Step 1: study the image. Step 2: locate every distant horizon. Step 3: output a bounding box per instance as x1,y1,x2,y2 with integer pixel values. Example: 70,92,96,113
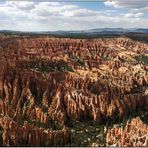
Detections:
0,27,148,32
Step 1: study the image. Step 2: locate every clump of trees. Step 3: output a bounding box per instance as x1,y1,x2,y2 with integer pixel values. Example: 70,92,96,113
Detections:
70,55,85,67
29,59,74,73
135,55,148,65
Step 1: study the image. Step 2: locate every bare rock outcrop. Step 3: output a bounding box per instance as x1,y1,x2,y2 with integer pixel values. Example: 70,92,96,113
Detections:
0,36,147,146
106,117,148,147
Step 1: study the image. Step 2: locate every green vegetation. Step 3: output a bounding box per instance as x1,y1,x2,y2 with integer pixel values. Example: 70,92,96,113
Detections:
18,117,61,130
126,33,148,43
103,56,111,61
70,55,85,67
66,109,148,147
77,58,85,67
58,60,74,72
140,113,148,125
0,126,3,146
1,31,148,44
29,59,74,73
135,54,148,65
66,122,107,147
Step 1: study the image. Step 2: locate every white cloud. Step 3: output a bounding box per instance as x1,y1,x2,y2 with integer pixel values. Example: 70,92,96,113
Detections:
0,1,147,31
104,0,148,9
124,12,144,18
6,1,35,10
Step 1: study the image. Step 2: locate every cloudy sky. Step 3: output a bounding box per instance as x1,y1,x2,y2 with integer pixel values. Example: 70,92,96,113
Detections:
0,0,148,31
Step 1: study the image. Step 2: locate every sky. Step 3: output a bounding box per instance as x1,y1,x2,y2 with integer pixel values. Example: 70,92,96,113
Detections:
0,0,148,31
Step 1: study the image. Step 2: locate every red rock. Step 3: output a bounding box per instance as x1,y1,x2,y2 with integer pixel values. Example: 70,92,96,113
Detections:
106,117,148,147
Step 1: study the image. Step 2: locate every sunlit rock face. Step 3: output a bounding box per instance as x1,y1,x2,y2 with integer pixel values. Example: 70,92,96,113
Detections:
0,35,147,146
106,117,148,147
1,67,147,125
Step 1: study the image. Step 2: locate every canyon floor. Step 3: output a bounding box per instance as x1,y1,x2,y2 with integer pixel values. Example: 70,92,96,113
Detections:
0,34,147,146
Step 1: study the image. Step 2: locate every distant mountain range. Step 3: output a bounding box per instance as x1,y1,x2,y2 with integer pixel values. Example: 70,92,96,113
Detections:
0,28,148,35
38,28,148,35
1,28,148,41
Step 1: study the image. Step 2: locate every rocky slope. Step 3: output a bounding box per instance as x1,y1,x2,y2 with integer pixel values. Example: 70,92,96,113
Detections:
106,117,148,147
0,35,147,146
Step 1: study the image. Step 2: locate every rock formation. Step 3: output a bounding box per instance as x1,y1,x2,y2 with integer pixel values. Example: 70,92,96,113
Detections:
0,35,147,146
106,117,148,147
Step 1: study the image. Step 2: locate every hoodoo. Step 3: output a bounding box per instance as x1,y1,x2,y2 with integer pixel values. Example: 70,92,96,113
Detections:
0,36,147,146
